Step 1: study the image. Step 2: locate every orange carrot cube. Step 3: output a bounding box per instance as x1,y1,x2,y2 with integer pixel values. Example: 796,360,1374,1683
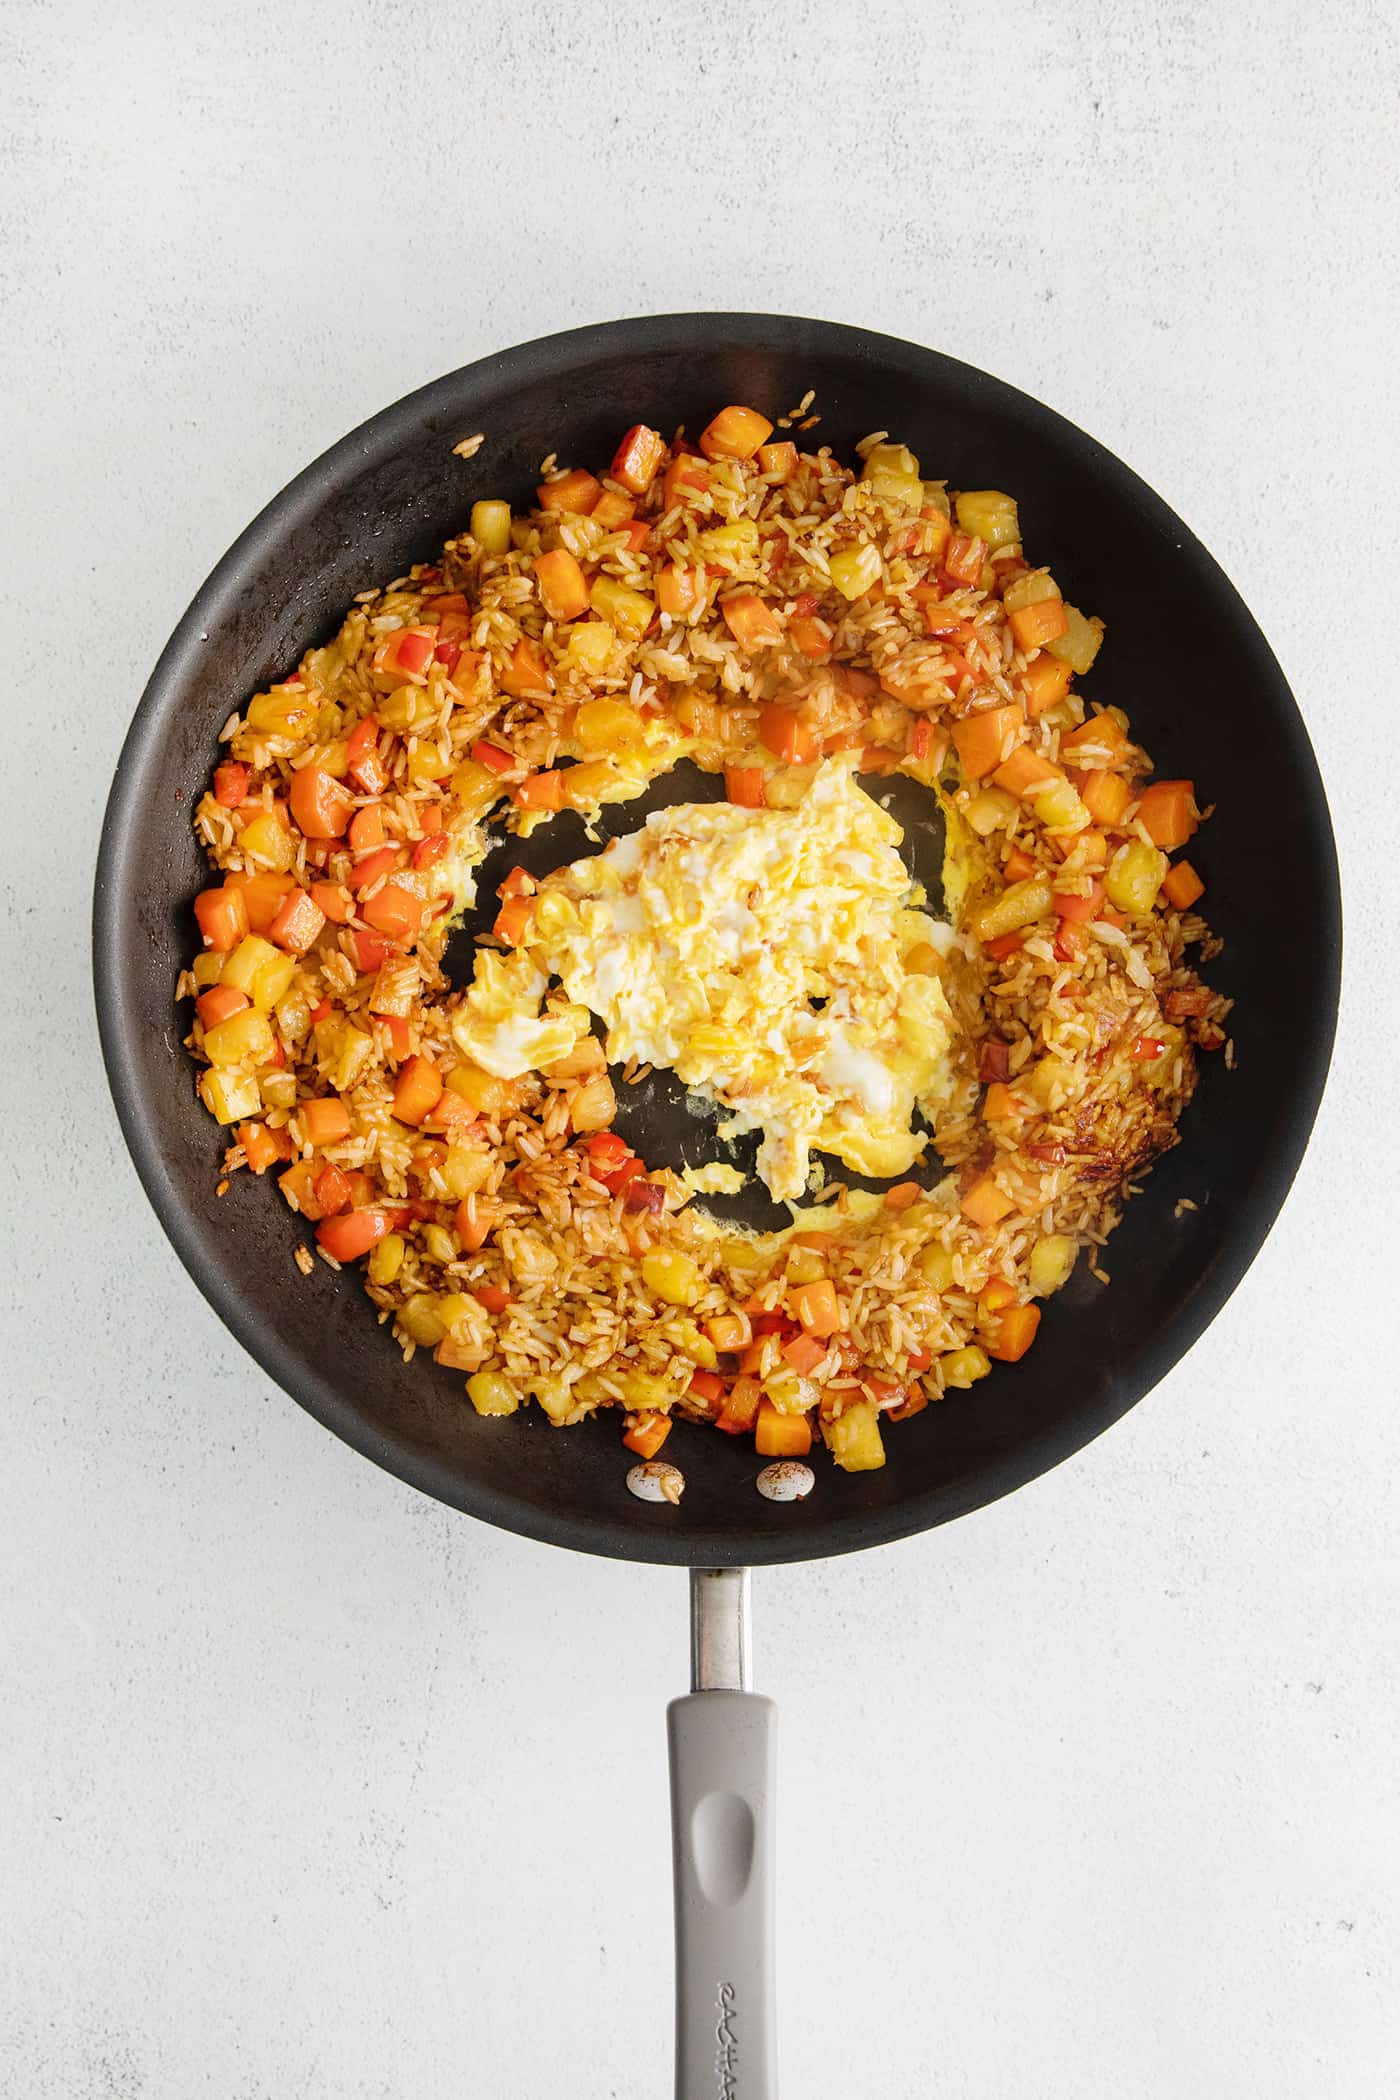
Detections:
700,405,774,461
392,1054,443,1127
535,548,590,623
536,468,600,515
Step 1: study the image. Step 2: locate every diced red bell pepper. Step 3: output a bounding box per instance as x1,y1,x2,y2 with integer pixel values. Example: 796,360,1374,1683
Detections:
471,739,516,775
622,1176,665,1213
688,1370,727,1404
315,1209,391,1262
757,703,816,763
376,1014,411,1059
473,1283,512,1314
350,929,394,972
213,761,250,808
979,1039,1011,1082
411,833,450,871
584,1131,631,1170
1052,881,1104,924
312,1161,353,1216
724,766,767,809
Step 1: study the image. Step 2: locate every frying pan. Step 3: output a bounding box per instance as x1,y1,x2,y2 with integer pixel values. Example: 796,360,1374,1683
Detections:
92,314,1341,2095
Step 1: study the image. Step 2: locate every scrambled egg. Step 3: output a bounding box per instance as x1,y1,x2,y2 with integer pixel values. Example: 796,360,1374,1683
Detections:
450,949,590,1077
512,758,958,1200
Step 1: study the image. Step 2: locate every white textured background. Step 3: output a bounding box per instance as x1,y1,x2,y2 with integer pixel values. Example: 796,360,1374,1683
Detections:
3,3,1398,2095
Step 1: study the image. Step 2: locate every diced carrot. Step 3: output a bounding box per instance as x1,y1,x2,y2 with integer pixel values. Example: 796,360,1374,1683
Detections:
347,845,398,892
698,1329,747,1374
535,547,590,622
1077,769,1132,827
316,1209,391,1262
662,452,711,508
311,881,354,924
1052,880,1104,924
411,833,450,871
289,765,353,840
375,1013,411,1058
983,931,1025,961
754,1402,812,1458
280,1158,329,1220
471,739,515,774
1004,846,1038,883
994,745,1063,798
472,1283,512,1314
213,761,249,808
758,441,798,480
1136,780,1198,850
757,703,816,764
392,1054,443,1126
622,1411,672,1459
513,770,566,811
193,885,249,953
364,882,426,942
268,887,326,955
501,638,553,698
587,494,635,541
988,1303,1041,1363
983,1081,1019,1122
452,1200,494,1252
301,1096,352,1147
725,766,767,809
224,870,297,933
656,564,703,618
309,999,332,1025
536,468,601,515
781,1332,828,1374
700,405,774,461
950,704,1025,780
688,1369,727,1404
883,1182,922,1212
715,1375,763,1434
789,615,833,661
1019,653,1073,716
721,594,784,652
348,804,386,854
1058,828,1108,869
942,533,987,586
237,1120,293,1174
979,1277,1017,1315
493,896,534,946
611,423,667,495
960,1173,1017,1228
312,1161,353,1216
1163,860,1205,910
1009,600,1069,651
1060,712,1128,762
859,745,902,775
789,1278,842,1336
427,1091,477,1138
195,984,250,1028
615,520,650,553
432,637,462,675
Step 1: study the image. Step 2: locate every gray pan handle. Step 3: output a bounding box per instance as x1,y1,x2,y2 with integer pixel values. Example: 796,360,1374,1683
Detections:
668,1569,776,2100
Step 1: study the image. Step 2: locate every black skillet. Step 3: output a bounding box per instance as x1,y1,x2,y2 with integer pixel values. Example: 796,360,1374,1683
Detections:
92,316,1341,2095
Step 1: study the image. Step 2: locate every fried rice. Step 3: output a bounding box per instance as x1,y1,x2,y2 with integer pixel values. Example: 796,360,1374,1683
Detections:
176,402,1229,1476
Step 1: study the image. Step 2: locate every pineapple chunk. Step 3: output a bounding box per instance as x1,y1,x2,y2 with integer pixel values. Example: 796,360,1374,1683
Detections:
1029,1234,1078,1296
823,1400,886,1471
1046,604,1104,674
954,490,1020,548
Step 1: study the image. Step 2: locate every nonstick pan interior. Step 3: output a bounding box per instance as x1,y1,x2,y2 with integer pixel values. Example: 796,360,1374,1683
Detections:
92,314,1341,1566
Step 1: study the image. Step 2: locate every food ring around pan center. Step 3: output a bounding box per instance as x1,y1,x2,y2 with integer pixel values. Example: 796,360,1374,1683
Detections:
178,406,1229,1477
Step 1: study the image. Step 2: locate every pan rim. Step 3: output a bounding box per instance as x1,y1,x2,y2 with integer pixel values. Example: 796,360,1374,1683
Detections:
92,311,1342,1566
